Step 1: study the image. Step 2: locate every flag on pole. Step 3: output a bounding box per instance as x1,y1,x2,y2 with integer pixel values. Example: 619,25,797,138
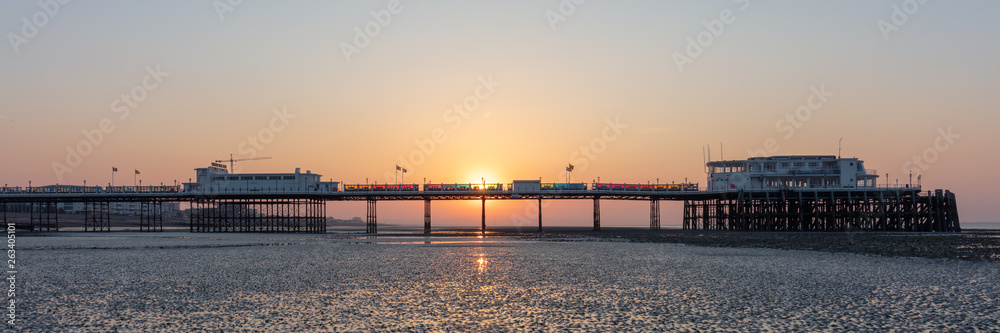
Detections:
566,164,575,172
135,170,140,175
112,167,117,172
402,168,407,173
396,165,401,171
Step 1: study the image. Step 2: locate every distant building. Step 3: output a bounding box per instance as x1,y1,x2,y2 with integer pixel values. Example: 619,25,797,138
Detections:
163,201,181,215
183,162,338,193
111,202,140,215
707,155,880,191
328,216,364,225
57,202,84,213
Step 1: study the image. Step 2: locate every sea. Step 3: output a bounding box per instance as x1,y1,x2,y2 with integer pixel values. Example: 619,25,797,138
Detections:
963,222,1000,229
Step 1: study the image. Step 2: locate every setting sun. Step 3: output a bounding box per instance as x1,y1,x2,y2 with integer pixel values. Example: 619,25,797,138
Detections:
465,170,501,187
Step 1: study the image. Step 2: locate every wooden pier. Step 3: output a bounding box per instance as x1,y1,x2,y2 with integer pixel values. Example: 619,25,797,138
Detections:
682,189,960,232
189,197,326,233
1,187,961,234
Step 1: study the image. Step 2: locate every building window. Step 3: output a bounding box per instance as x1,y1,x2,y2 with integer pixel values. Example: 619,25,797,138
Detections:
227,176,239,180
283,176,295,180
781,162,789,168
240,176,253,180
793,162,805,169
808,162,818,168
255,176,267,180
268,176,282,180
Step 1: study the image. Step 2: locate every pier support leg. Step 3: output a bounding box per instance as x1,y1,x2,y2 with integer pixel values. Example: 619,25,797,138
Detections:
84,202,91,232
85,201,110,232
102,202,110,231
141,201,147,232
424,199,431,234
682,200,690,230
481,197,486,236
366,199,377,234
33,202,57,232
946,191,961,232
52,202,58,231
537,197,543,232
140,200,163,232
192,200,203,233
593,197,601,231
650,198,660,230
154,201,163,231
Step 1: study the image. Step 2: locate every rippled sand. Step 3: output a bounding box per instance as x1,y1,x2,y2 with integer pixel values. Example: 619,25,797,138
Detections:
15,232,1000,331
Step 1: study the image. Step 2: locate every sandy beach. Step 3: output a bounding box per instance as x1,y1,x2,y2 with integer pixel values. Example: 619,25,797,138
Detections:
11,231,1000,331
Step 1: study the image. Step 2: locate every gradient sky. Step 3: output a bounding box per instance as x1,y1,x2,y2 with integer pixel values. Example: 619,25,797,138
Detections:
2,1,998,226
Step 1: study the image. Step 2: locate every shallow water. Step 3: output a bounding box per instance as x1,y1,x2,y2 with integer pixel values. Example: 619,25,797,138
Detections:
14,232,1000,331
964,222,1000,230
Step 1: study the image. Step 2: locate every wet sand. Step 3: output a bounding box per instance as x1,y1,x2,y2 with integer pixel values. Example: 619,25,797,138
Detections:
13,231,1000,331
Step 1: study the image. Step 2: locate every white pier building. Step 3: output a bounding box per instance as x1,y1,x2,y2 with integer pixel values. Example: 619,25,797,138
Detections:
707,155,880,191
183,162,339,193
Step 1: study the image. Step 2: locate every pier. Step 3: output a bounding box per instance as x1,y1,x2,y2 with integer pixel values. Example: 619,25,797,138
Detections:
682,188,960,232
0,186,960,233
0,155,962,233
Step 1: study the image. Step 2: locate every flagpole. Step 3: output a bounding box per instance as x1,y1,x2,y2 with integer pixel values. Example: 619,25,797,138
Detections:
112,169,115,187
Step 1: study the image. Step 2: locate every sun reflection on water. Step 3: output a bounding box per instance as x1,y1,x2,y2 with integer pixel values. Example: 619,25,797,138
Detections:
476,255,488,274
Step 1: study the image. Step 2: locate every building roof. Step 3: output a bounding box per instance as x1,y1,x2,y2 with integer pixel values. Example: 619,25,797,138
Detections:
747,155,839,160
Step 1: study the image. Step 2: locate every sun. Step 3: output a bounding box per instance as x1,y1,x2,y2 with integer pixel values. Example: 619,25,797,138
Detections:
466,170,501,186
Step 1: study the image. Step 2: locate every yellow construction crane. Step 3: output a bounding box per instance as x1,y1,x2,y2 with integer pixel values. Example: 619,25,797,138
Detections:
215,154,271,172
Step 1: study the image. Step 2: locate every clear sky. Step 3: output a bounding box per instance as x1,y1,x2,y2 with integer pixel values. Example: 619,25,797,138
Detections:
2,0,998,226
